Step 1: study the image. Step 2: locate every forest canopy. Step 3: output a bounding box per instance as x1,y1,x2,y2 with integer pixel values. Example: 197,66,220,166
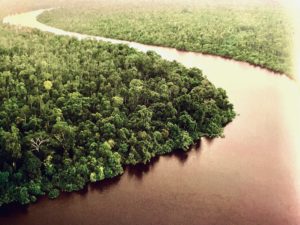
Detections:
0,26,235,206
38,6,293,76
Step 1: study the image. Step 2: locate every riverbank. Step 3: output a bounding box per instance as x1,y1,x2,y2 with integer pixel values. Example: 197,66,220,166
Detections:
38,6,293,77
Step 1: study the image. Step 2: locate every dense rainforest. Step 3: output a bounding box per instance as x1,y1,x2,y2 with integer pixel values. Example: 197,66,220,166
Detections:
39,6,293,76
0,26,235,206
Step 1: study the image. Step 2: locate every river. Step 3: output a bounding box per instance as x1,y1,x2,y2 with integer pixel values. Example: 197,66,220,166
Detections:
1,9,300,225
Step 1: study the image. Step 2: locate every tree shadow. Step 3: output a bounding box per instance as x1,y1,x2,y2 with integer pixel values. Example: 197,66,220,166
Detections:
126,156,160,180
0,202,29,217
88,175,122,193
205,137,215,146
0,139,204,215
126,139,202,180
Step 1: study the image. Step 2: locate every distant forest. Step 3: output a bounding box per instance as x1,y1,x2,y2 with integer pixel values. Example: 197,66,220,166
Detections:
39,6,293,76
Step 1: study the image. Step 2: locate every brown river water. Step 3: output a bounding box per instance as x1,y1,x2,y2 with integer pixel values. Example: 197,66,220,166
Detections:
1,9,300,225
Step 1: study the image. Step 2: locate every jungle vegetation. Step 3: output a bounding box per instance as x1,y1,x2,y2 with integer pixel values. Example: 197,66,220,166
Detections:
38,6,293,76
0,25,235,206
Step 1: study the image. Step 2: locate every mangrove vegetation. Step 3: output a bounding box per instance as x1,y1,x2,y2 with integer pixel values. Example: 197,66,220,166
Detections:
39,6,293,76
0,26,235,206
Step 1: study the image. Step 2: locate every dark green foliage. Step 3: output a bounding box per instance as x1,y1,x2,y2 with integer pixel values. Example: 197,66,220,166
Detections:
48,188,60,199
39,7,293,76
0,26,235,206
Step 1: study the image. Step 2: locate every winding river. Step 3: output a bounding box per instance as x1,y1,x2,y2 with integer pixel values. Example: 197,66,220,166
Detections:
1,9,300,225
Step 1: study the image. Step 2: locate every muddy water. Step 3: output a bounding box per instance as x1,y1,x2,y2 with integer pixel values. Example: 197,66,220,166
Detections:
1,9,300,225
